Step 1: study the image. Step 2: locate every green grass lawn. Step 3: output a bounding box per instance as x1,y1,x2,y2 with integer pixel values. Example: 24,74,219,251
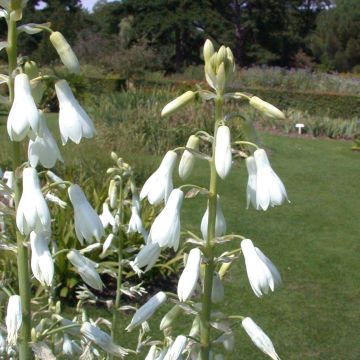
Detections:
1,111,360,359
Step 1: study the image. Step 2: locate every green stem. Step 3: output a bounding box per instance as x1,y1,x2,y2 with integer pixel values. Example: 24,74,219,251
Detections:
7,12,33,360
111,181,124,358
200,95,223,359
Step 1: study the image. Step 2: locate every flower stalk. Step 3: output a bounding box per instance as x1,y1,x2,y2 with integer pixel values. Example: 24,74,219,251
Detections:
200,95,223,359
7,11,33,359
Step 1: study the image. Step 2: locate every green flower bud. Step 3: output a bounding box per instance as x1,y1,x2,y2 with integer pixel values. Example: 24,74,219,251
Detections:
249,96,285,120
203,39,215,64
216,62,226,93
161,91,196,117
159,305,182,331
50,31,80,74
178,135,200,180
215,46,227,70
24,60,38,79
24,60,45,105
189,316,201,338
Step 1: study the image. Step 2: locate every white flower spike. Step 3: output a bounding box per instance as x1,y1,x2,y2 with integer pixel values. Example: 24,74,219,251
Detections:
164,335,187,360
242,317,280,360
28,111,63,168
140,150,177,205
177,248,201,302
67,250,104,291
5,295,22,347
253,149,288,211
126,291,167,331
30,231,54,286
241,239,281,297
68,184,104,245
81,322,128,357
215,125,232,179
7,73,40,141
16,167,51,235
201,194,226,240
148,189,183,251
130,243,161,275
55,79,96,144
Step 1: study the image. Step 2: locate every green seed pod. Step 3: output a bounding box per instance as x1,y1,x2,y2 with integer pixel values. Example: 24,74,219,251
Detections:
50,31,80,74
159,305,182,331
178,135,200,180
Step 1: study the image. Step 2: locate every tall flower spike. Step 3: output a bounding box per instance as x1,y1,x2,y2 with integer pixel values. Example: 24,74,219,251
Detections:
242,317,280,360
126,291,167,331
30,231,54,286
201,194,226,240
254,149,288,211
68,184,104,245
241,239,281,297
140,150,177,205
215,125,232,179
55,80,96,144
245,156,257,209
5,295,22,347
177,248,201,302
16,167,51,235
67,250,104,291
7,73,40,141
148,189,183,251
28,111,63,168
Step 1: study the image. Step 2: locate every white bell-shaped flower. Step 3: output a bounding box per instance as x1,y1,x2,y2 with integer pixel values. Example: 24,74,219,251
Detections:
145,345,158,360
245,156,257,209
254,149,288,211
201,195,226,240
16,167,51,235
0,331,5,354
164,335,187,360
67,250,104,291
5,295,22,347
130,243,161,275
68,184,104,245
215,125,232,179
126,291,167,331
7,73,40,141
127,203,148,240
55,79,96,144
62,334,81,355
99,202,115,229
148,189,183,251
81,322,128,357
241,239,281,297
242,317,280,360
177,248,201,302
140,151,177,205
28,112,63,168
30,231,54,286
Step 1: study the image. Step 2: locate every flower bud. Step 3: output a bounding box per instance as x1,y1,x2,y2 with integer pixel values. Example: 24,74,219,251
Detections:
178,135,199,180
50,31,80,74
108,179,118,209
161,91,196,117
6,295,22,347
189,316,200,338
203,39,215,63
159,305,182,331
24,61,45,105
164,335,187,359
215,46,227,69
24,60,38,79
215,125,232,179
216,62,226,93
249,96,285,120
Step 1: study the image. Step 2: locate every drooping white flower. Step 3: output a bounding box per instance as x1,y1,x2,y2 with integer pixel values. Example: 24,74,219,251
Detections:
241,239,281,297
30,231,54,286
242,317,280,360
253,149,288,211
81,322,128,357
200,195,226,240
127,203,148,240
211,272,224,303
46,170,66,189
215,125,232,179
28,112,63,168
62,334,81,355
68,184,104,244
177,248,201,302
140,151,177,205
126,291,167,331
0,330,5,354
99,202,115,229
100,233,114,258
148,189,183,251
245,156,257,209
7,73,40,141
16,167,51,235
164,335,187,360
45,192,67,208
145,345,158,360
67,250,104,291
3,170,15,191
55,79,96,144
130,243,161,275
5,295,22,347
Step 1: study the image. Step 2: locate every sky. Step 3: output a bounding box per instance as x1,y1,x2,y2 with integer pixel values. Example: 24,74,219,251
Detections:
81,0,118,12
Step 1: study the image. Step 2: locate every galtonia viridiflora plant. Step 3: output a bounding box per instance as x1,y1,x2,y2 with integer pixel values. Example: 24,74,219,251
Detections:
0,1,135,358
127,40,289,360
